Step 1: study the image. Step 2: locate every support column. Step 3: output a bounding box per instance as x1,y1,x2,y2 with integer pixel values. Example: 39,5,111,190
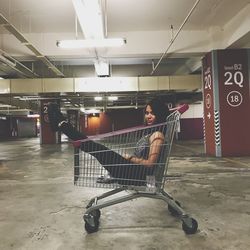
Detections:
40,100,61,144
202,49,250,156
67,109,80,183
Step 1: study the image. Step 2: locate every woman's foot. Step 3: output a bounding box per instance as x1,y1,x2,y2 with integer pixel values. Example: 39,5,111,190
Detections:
47,103,66,131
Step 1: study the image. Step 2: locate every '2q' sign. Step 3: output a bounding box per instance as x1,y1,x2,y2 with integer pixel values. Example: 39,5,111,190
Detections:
224,71,244,88
224,65,244,107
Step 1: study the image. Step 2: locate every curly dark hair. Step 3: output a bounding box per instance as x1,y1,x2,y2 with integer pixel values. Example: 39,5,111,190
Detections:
145,98,170,123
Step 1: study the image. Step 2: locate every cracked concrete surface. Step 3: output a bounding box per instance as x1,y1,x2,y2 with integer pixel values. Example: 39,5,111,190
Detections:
0,138,250,250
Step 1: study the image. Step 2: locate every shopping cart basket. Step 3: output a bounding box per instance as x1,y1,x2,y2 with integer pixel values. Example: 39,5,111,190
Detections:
73,104,198,234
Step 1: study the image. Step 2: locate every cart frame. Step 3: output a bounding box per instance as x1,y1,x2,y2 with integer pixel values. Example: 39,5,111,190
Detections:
73,104,198,234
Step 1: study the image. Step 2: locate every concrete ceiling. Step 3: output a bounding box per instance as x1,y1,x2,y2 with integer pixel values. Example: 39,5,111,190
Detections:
0,0,249,79
0,0,249,114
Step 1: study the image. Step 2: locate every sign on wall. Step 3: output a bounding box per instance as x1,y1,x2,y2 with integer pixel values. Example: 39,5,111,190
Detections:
40,100,58,144
202,52,216,155
202,49,250,156
217,49,250,156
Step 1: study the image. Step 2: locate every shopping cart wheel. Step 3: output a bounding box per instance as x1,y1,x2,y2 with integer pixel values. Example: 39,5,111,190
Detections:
91,209,101,220
84,215,100,234
182,217,198,234
85,220,99,234
168,200,181,216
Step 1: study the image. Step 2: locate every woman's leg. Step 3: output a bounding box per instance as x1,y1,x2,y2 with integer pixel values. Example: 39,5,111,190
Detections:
58,121,128,165
61,124,152,185
47,103,128,174
47,103,152,184
59,122,153,184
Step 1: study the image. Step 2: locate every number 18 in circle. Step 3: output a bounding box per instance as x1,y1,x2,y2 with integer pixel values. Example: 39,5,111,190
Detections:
226,91,243,107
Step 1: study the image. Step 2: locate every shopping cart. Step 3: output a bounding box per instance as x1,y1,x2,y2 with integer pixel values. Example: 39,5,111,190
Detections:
73,104,198,234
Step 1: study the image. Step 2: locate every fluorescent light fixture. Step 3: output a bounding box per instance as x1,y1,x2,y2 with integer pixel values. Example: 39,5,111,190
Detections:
27,114,40,118
86,108,100,114
0,77,4,79
0,104,13,108
59,1,126,50
94,96,103,101
80,107,86,112
57,38,126,49
108,96,118,101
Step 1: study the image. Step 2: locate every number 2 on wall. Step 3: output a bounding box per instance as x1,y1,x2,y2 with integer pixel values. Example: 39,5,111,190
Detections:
204,74,212,89
224,71,243,88
43,105,48,114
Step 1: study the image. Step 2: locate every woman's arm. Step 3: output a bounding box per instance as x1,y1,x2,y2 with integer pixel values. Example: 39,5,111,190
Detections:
125,131,164,167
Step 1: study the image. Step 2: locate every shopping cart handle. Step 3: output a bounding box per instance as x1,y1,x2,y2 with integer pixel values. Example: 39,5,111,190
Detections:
73,140,81,148
170,103,189,114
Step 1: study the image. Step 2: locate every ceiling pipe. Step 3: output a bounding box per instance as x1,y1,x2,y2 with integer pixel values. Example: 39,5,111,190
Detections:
0,54,16,67
0,49,39,78
150,0,201,75
0,13,64,77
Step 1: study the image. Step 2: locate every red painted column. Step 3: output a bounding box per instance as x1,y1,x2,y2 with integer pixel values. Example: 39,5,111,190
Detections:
202,49,250,156
40,100,60,144
202,52,216,156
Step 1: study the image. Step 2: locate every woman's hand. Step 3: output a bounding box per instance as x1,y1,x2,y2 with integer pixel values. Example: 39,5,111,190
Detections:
123,153,133,161
132,131,164,167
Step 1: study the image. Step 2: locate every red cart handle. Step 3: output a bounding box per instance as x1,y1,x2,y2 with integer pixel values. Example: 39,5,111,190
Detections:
170,103,189,114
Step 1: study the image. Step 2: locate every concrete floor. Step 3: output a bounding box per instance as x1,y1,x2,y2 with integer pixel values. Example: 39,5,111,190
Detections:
0,137,250,250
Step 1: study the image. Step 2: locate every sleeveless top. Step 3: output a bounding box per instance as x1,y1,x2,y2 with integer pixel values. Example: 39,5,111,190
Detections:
133,129,167,162
133,134,151,159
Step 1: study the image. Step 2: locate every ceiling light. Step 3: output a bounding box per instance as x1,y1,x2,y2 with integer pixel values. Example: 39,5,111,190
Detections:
86,108,100,114
27,114,40,118
64,0,126,49
94,96,102,101
57,38,126,49
0,104,13,108
108,96,118,101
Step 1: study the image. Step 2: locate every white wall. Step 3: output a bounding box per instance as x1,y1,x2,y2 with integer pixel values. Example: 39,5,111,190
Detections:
180,102,203,119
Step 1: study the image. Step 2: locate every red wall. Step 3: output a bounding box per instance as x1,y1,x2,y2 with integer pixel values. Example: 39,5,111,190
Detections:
217,49,250,156
110,109,143,130
178,118,204,140
80,109,143,135
80,109,203,140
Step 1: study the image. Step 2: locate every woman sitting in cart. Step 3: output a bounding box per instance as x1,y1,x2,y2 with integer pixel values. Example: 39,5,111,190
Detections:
48,98,170,185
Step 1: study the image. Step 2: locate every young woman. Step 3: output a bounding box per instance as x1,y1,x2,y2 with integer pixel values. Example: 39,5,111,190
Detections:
48,98,170,185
